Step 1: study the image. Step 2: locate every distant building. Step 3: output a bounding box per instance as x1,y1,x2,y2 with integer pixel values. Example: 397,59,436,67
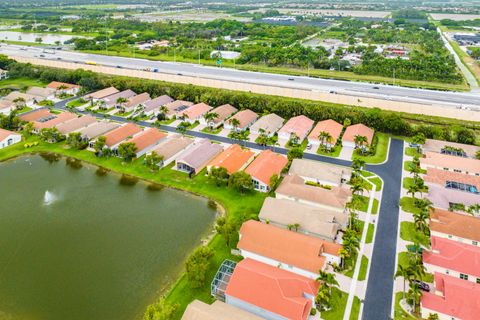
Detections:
453,33,480,46
210,50,241,60
0,68,9,80
136,40,170,50
0,128,21,149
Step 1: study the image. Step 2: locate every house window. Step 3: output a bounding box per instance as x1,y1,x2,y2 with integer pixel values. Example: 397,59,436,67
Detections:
453,169,462,173
445,181,478,194
443,167,449,171
460,273,468,280
477,278,480,284
448,235,452,239
446,270,450,275
473,241,478,246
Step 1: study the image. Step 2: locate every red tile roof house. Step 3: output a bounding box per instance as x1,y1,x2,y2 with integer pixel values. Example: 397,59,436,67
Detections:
46,81,81,96
308,119,343,150
277,115,314,144
19,108,53,123
100,89,137,109
237,220,342,279
199,104,238,129
224,258,320,320
33,112,77,133
26,86,56,102
113,128,167,157
420,151,480,176
118,92,151,114
164,100,194,119
0,128,21,149
178,102,212,124
429,208,480,248
84,87,119,103
89,123,142,150
244,150,288,192
224,109,259,132
342,123,374,150
420,272,480,320
423,139,480,159
249,113,285,137
143,95,174,117
175,138,224,175
423,236,480,284
0,100,14,115
55,115,97,135
207,144,255,175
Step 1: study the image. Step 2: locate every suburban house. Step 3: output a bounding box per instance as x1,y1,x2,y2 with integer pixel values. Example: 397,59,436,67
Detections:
85,87,119,102
429,209,480,248
181,300,262,320
224,109,258,132
244,150,288,192
26,87,56,101
117,128,167,157
143,95,174,117
276,174,352,213
3,92,39,107
207,144,255,175
46,81,81,96
421,273,480,320
0,100,14,115
423,139,480,158
342,123,374,150
164,100,194,118
277,115,314,143
95,123,143,149
175,139,223,175
420,151,480,176
33,112,77,132
0,68,9,80
149,134,194,167
258,197,347,241
423,236,480,284
78,121,120,142
55,115,97,135
0,128,21,149
178,102,212,124
224,258,320,320
19,108,53,122
102,89,137,109
249,113,285,137
119,92,151,113
200,104,237,129
289,158,352,187
308,119,343,150
237,220,342,278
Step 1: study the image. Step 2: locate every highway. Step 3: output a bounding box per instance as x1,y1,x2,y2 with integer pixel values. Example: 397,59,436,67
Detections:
1,44,480,110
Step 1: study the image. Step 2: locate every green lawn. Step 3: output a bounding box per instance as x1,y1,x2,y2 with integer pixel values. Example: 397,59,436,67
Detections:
394,292,416,320
15,106,32,114
397,252,434,283
67,99,88,108
366,223,375,244
405,147,421,157
352,133,389,164
360,170,374,178
402,177,428,194
157,118,176,125
354,195,379,214
317,144,342,158
403,161,426,174
201,126,223,135
399,197,421,214
0,136,267,320
321,288,349,320
349,296,361,320
400,222,430,247
358,255,369,281
0,77,48,90
368,177,383,191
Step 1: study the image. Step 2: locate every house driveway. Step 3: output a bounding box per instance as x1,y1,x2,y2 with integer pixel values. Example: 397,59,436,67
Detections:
339,145,354,160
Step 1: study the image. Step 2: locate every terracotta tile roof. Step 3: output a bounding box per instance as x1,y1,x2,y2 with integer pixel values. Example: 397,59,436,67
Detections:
208,144,255,174
165,100,194,116
144,95,174,113
103,123,142,147
225,258,320,320
179,102,212,120
103,89,137,106
250,113,285,134
278,115,314,139
34,112,77,130
46,81,80,90
238,220,342,274
85,87,119,100
421,273,480,320
423,236,480,278
19,108,52,122
208,104,238,124
227,109,258,129
421,151,480,174
125,128,166,153
181,300,263,320
425,168,480,188
430,208,480,242
125,92,150,108
0,128,20,141
276,174,352,210
423,139,480,158
26,87,55,98
244,150,288,185
150,134,194,160
342,123,374,144
308,119,343,144
56,115,97,134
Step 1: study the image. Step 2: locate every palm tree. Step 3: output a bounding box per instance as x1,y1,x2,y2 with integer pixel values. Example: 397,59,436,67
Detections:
293,223,300,232
116,97,128,112
351,158,365,171
13,97,26,109
318,131,333,149
408,161,421,184
204,112,219,129
413,209,429,233
339,248,350,269
394,264,413,299
354,135,368,153
316,270,338,295
229,118,240,132
407,283,422,313
415,198,433,213
467,204,480,217
407,184,420,199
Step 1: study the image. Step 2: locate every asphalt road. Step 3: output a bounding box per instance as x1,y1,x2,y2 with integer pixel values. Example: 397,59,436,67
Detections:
2,44,479,110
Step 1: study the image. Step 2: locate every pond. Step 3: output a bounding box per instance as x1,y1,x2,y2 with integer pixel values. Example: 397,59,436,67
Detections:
0,154,217,320
0,31,85,45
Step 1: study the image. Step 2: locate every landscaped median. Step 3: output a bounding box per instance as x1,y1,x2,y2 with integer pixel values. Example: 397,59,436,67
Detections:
0,137,267,320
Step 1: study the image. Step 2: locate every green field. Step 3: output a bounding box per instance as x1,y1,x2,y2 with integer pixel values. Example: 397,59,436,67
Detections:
352,133,389,164
0,77,48,90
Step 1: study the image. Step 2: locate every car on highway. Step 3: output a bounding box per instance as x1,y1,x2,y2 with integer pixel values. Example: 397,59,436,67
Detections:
116,65,122,68
372,86,380,89
153,68,159,72
412,280,430,292
329,90,337,94
288,78,294,81
39,54,45,58
177,73,183,76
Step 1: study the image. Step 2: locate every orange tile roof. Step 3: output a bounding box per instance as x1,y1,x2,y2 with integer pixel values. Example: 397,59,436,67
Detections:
86,87,119,100
208,144,254,174
421,151,480,174
209,104,238,124
244,150,288,185
46,81,80,90
103,123,142,147
0,128,20,141
278,115,314,139
125,128,166,153
238,220,342,274
179,102,212,120
342,123,374,144
34,112,77,130
227,109,258,129
308,119,343,144
425,168,480,188
430,208,480,242
125,92,150,108
19,108,52,122
226,258,319,320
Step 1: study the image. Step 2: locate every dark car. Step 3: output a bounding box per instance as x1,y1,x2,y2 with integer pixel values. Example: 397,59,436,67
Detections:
412,280,430,292
372,86,380,89
116,65,122,68
288,78,294,81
